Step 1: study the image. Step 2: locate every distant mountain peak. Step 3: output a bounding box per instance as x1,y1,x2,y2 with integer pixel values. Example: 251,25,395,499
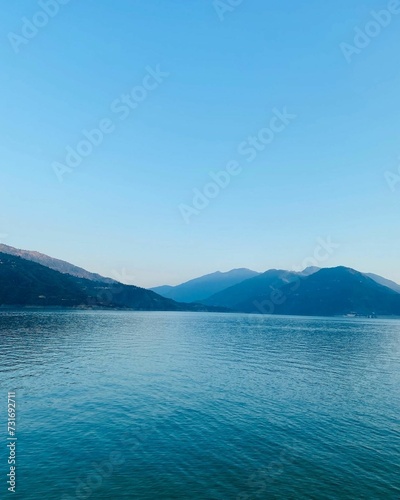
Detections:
300,266,320,276
151,268,260,303
203,265,400,316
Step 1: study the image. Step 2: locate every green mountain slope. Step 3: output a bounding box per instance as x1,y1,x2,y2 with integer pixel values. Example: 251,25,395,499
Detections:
0,244,116,283
0,253,224,312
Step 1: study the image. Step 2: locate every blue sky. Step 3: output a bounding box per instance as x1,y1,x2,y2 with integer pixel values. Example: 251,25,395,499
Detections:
1,0,399,287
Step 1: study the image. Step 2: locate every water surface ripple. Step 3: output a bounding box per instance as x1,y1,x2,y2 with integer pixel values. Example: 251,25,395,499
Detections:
0,311,399,499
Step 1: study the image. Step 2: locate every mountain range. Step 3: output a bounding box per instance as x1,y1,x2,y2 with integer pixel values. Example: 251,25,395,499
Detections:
202,266,400,316
1,244,400,317
151,268,259,303
0,244,117,283
154,265,400,316
0,250,225,312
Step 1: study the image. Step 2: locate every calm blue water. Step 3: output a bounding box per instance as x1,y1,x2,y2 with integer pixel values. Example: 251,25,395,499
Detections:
1,311,400,499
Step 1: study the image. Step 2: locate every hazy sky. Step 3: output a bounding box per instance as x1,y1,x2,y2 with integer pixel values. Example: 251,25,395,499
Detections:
1,0,400,287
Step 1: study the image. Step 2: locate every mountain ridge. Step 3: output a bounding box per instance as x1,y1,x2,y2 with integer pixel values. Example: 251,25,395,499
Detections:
150,268,260,303
0,244,116,284
0,252,226,312
365,272,400,294
1,244,399,317
204,266,400,316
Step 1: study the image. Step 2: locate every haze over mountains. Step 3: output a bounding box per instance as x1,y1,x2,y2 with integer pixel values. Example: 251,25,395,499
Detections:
364,273,400,294
202,266,400,316
154,265,400,317
0,250,224,312
1,244,400,317
151,268,260,303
